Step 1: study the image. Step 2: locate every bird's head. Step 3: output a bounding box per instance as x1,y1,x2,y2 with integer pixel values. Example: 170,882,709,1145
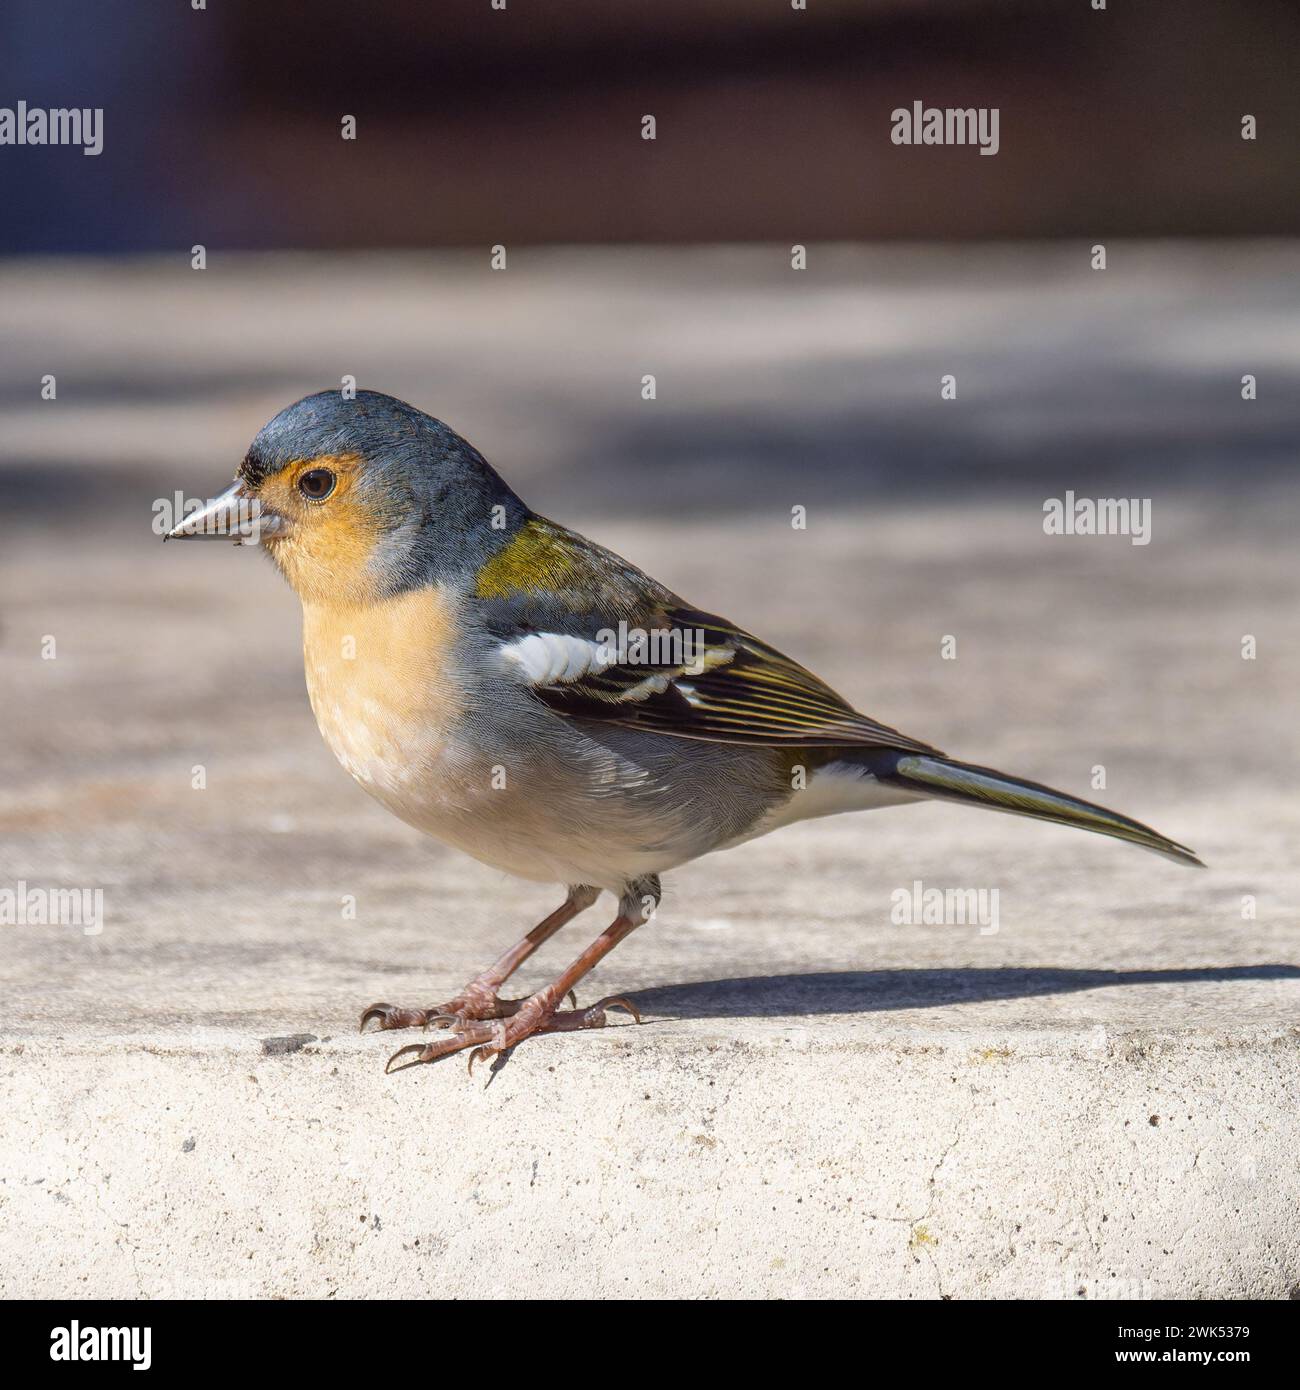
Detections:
166,390,525,605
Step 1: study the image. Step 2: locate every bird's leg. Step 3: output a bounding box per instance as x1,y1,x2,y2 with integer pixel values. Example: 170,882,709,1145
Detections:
385,878,658,1072
359,885,600,1033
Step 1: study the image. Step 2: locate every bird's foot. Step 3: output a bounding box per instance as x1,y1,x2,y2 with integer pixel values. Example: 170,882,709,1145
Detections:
359,983,523,1034
358,980,597,1033
383,994,641,1073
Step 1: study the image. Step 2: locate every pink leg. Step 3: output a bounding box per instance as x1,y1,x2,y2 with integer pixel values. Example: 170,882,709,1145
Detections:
385,881,658,1073
360,885,600,1033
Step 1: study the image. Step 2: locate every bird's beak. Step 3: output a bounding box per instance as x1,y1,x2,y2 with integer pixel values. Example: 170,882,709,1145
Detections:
163,479,287,544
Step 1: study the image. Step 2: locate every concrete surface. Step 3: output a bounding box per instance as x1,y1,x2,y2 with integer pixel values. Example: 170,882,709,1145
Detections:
2,245,1299,1299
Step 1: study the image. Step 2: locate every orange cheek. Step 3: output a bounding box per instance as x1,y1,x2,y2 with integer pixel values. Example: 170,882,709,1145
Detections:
271,506,388,604
307,506,383,572
256,456,392,605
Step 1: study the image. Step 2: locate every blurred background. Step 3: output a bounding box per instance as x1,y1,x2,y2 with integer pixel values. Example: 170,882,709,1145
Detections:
2,0,1298,250
2,1,1297,1043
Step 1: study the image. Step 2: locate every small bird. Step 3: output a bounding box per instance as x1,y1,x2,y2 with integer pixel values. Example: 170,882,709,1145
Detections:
168,390,1202,1072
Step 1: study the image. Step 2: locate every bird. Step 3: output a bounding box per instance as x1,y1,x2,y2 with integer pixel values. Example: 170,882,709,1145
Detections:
167,389,1202,1073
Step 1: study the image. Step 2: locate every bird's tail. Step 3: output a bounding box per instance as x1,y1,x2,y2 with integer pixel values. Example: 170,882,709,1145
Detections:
866,750,1203,867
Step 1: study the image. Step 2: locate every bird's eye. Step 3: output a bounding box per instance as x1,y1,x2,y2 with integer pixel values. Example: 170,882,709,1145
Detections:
298,468,336,501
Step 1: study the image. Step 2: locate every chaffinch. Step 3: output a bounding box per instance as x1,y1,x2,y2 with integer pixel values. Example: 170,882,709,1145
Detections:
167,390,1201,1073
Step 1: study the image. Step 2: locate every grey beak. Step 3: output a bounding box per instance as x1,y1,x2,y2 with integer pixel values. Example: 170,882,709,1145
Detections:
163,480,285,544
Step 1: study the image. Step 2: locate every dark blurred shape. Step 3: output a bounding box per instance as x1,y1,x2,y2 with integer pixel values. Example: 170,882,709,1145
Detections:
0,0,1296,252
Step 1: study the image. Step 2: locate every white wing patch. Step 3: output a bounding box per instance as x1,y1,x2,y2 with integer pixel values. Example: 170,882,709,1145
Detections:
500,631,735,702
500,632,620,686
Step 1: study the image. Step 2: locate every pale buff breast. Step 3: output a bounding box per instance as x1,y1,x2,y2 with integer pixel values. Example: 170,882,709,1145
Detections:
302,586,469,810
298,586,777,891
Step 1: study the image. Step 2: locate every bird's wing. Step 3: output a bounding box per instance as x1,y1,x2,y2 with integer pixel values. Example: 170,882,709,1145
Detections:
476,518,941,753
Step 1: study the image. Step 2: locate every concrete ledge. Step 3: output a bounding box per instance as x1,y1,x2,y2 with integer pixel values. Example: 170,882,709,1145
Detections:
4,1015,1297,1300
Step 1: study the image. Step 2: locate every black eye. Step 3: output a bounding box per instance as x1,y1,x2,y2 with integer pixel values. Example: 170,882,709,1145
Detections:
298,468,336,501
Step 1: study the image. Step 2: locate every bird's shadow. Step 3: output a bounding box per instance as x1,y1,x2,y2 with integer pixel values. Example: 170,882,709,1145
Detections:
623,965,1300,1020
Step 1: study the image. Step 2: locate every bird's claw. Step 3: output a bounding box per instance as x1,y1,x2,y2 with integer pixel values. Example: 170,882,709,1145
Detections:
466,1020,511,1075
377,994,643,1074
577,995,642,1027
360,1002,431,1033
384,1020,493,1072
359,991,523,1034
384,1042,427,1073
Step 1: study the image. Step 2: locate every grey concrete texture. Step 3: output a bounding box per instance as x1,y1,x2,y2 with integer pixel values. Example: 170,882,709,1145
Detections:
1,244,1298,1299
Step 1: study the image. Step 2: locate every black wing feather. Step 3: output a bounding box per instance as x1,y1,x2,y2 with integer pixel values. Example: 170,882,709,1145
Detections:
532,606,942,754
